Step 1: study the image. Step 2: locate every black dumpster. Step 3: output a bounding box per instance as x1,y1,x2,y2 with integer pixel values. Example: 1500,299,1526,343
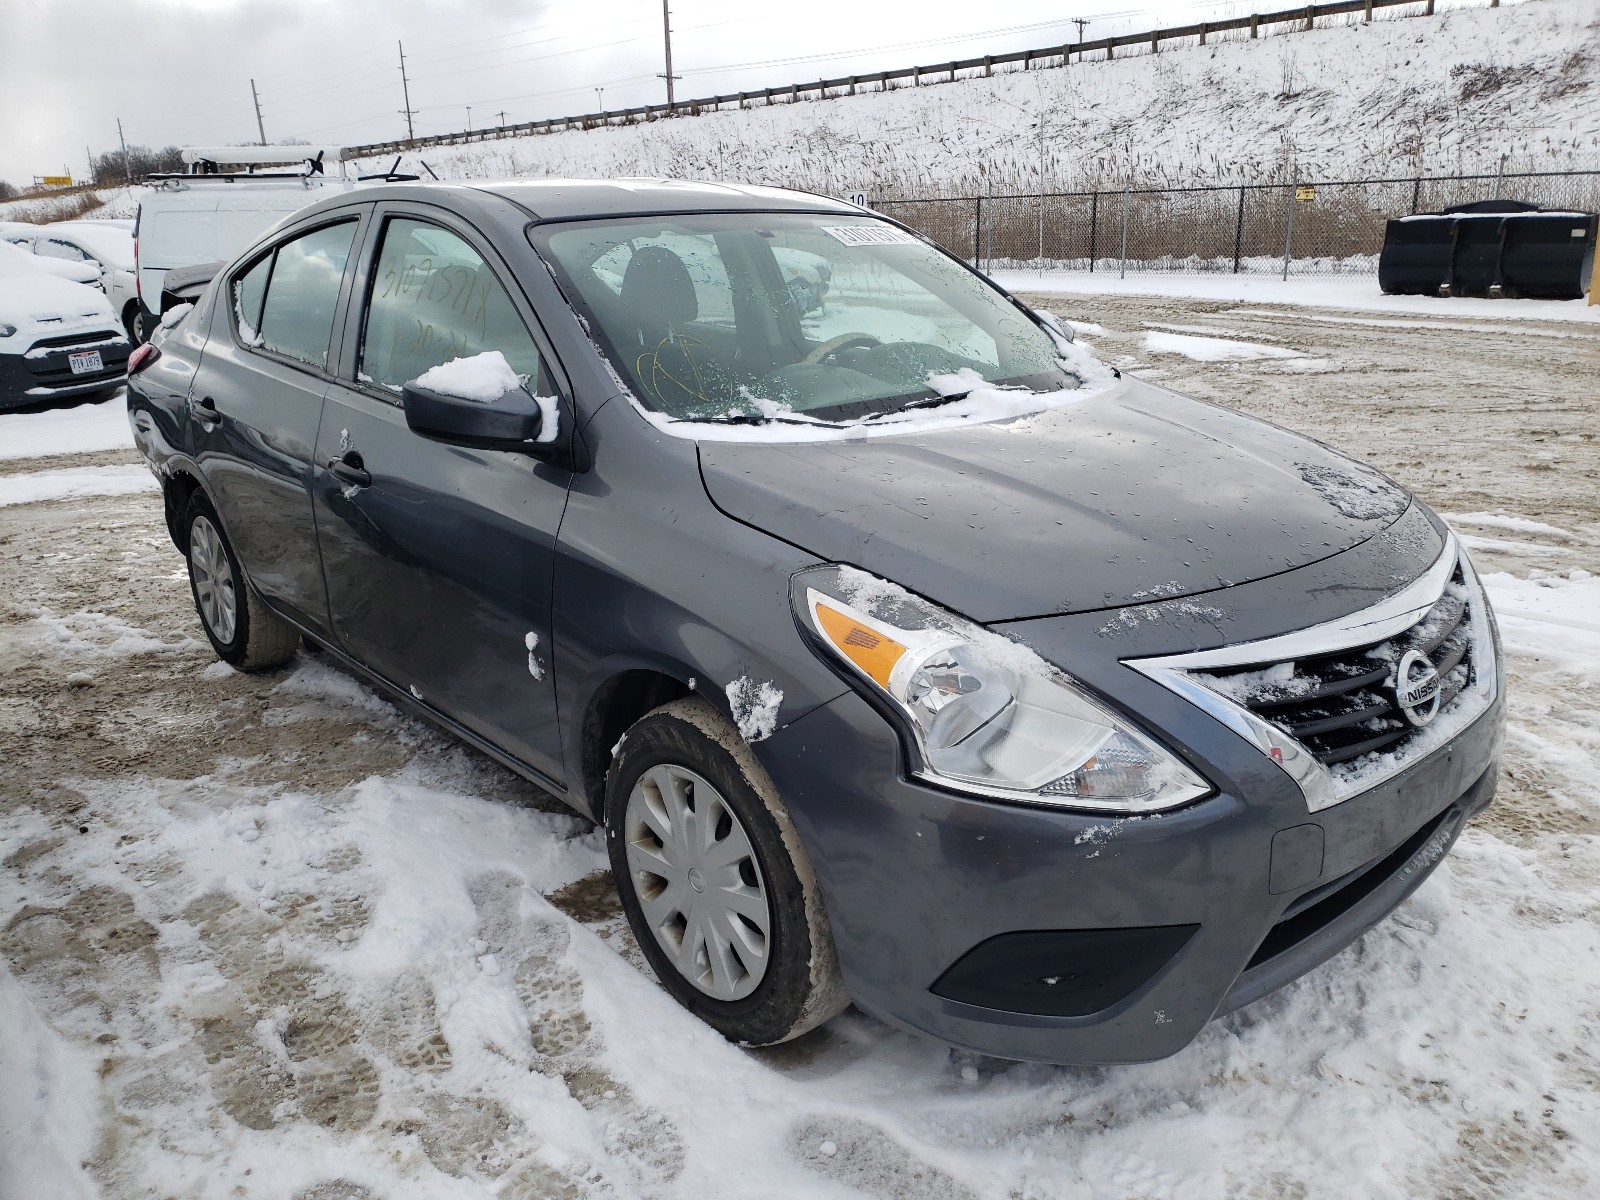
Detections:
1379,200,1597,299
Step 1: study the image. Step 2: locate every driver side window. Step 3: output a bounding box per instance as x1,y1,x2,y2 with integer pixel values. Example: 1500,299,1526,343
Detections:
358,217,543,394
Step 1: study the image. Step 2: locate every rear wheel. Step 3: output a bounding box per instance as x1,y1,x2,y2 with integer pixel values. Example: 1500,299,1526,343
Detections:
183,493,299,671
606,697,847,1045
124,302,147,345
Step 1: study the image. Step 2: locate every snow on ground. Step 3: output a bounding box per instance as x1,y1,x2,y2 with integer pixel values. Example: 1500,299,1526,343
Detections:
2,288,1597,1198
0,188,139,225
345,0,1600,196
0,392,132,460
993,269,1600,323
1141,331,1304,362
1,503,1597,1200
0,463,155,507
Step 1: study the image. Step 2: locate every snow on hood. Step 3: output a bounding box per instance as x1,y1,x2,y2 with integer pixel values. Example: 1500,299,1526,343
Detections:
0,271,114,336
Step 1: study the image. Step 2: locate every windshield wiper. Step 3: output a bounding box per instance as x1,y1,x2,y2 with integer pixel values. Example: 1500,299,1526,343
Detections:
675,412,823,427
860,391,972,421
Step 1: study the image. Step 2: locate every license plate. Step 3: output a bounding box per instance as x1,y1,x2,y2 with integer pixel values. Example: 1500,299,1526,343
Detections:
68,349,103,375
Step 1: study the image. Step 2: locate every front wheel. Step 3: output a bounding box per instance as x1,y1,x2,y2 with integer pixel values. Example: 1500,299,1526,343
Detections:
183,493,299,671
606,697,847,1045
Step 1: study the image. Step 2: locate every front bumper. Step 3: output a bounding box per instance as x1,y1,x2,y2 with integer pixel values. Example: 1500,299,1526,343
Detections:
0,333,130,409
760,662,1503,1066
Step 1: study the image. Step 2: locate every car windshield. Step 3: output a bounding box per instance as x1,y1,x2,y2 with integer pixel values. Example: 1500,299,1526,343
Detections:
533,212,1077,424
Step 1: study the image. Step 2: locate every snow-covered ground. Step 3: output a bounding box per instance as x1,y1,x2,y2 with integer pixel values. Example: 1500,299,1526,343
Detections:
344,0,1600,196
992,269,1600,322
0,187,139,226
0,395,135,461
2,287,1598,1199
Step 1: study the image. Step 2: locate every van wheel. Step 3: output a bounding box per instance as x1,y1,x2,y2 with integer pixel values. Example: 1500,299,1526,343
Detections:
183,493,299,671
124,302,148,345
606,697,848,1045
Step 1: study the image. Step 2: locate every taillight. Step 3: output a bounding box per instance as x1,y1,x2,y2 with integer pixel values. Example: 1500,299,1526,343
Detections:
128,343,161,375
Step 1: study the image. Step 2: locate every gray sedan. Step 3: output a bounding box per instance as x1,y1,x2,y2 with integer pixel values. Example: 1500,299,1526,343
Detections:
126,180,1504,1064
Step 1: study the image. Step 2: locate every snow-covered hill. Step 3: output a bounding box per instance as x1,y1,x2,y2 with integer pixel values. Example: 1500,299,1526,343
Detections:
350,0,1600,198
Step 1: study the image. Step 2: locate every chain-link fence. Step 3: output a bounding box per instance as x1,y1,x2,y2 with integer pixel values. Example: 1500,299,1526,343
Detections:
877,169,1600,276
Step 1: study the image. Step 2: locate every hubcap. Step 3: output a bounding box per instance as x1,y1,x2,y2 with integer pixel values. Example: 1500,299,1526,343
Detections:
624,763,772,1001
189,516,237,645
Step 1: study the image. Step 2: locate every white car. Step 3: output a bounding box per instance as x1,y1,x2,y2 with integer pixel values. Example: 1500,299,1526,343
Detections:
0,222,138,340
0,238,102,289
0,249,130,410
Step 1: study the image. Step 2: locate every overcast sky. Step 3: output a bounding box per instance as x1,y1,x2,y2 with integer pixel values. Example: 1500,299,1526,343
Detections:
0,0,1493,185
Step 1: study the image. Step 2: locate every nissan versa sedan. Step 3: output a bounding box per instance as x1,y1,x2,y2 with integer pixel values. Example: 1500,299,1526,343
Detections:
126,180,1504,1064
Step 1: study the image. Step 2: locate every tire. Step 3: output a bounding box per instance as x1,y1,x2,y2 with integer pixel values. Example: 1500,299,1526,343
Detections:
124,302,147,345
182,492,299,671
606,697,848,1046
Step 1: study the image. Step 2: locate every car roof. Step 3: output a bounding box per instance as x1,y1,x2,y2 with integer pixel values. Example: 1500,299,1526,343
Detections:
304,178,861,223
479,179,859,221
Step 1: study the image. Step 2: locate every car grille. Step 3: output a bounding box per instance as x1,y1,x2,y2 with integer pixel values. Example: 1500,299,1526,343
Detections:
1193,569,1474,767
30,329,120,350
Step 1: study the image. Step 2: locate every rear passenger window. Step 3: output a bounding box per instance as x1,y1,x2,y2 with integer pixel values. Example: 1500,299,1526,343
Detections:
358,218,542,394
232,254,271,345
257,222,357,369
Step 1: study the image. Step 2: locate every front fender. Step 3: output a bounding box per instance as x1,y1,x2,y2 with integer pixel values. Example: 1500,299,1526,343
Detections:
552,398,849,816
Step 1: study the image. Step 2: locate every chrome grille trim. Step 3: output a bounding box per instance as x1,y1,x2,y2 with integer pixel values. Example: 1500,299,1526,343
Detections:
1127,534,1498,814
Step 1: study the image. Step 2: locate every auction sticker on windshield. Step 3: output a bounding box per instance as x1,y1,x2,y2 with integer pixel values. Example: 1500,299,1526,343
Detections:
821,225,920,246
68,350,104,375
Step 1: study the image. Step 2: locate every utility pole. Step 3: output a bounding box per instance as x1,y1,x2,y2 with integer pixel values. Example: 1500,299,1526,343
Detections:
595,86,605,111
1072,18,1090,42
659,1,680,108
496,110,507,127
398,40,417,146
86,146,94,184
116,118,132,184
250,78,267,145
466,106,473,133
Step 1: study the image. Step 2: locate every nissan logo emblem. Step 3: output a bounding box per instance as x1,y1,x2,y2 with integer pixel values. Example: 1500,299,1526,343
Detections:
1393,648,1442,728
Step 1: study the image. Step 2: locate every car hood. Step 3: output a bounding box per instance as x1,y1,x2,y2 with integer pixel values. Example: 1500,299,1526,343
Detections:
0,273,114,328
697,378,1414,623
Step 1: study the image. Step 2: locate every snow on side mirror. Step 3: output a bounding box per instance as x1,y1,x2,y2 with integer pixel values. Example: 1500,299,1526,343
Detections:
400,351,561,453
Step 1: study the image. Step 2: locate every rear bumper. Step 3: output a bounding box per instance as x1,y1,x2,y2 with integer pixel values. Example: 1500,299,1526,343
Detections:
760,681,1503,1066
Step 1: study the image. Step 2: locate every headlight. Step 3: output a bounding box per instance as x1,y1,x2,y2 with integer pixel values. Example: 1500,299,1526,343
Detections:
793,565,1212,813
0,323,15,337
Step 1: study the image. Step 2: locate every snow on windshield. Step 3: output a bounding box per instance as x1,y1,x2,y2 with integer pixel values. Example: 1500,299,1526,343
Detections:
540,212,1120,442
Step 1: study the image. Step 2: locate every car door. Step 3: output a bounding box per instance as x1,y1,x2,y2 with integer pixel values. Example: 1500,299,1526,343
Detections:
312,205,573,787
194,211,366,637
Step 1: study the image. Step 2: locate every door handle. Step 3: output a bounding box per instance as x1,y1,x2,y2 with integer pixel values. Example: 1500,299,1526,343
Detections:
328,451,372,491
190,395,221,428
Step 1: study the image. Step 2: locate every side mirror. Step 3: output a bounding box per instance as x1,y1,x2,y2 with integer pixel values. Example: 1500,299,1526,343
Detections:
401,381,547,451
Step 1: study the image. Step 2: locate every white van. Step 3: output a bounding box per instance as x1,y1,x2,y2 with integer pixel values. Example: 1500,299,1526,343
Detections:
132,146,361,341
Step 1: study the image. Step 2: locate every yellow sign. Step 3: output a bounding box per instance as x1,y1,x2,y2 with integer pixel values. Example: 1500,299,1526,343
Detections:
39,175,73,187
1295,185,1316,202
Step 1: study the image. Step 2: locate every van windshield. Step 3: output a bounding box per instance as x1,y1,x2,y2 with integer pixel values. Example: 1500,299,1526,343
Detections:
533,213,1077,424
